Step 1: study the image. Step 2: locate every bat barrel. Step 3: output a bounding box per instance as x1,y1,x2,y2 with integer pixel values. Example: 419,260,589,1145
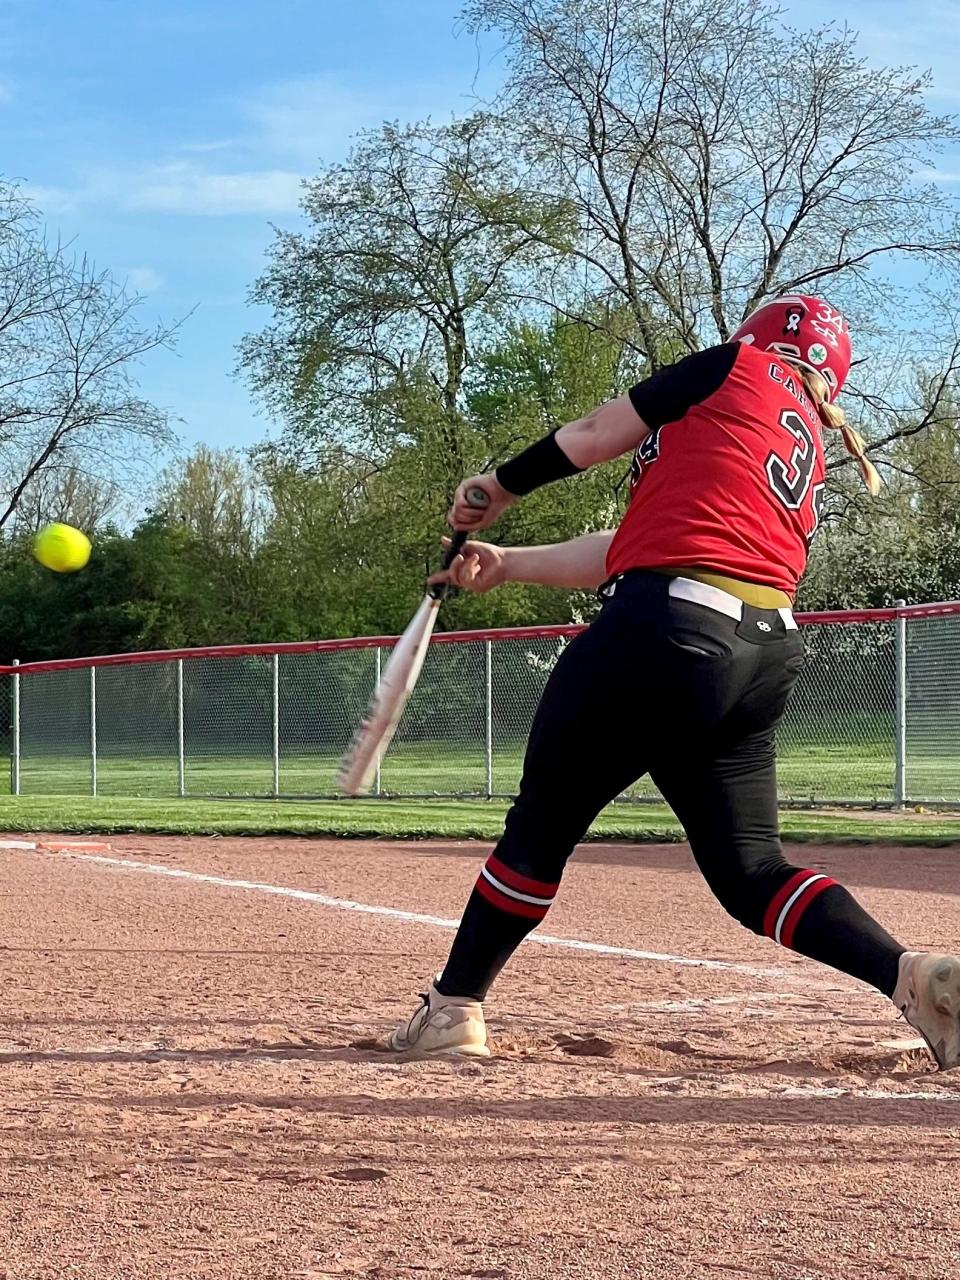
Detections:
338,487,491,793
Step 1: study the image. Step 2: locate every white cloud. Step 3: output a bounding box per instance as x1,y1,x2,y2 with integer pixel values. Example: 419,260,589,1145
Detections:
240,71,475,166
22,183,76,214
124,266,165,293
16,71,467,223
124,162,303,216
244,74,386,164
24,162,304,219
178,139,239,155
915,169,960,183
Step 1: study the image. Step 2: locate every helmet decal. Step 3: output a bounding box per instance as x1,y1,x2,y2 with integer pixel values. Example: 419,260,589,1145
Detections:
783,304,805,337
729,294,852,401
809,303,845,348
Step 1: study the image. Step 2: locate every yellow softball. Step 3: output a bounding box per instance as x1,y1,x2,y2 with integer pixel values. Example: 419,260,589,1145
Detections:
33,522,92,573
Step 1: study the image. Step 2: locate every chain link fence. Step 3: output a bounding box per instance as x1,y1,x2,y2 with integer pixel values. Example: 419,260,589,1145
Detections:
4,603,960,806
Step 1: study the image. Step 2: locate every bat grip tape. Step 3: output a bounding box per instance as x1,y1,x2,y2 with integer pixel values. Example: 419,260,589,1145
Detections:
428,531,468,601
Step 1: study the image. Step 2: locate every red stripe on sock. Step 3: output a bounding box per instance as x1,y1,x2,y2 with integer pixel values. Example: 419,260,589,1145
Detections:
762,870,815,940
485,854,559,899
475,874,549,921
780,877,838,949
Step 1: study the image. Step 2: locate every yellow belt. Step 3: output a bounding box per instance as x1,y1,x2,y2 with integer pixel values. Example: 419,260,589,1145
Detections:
652,567,792,610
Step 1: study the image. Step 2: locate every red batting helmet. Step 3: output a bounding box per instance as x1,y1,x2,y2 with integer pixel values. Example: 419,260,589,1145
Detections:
729,294,851,402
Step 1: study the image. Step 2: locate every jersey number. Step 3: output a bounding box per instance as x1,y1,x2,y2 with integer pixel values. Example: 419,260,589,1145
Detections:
766,409,816,510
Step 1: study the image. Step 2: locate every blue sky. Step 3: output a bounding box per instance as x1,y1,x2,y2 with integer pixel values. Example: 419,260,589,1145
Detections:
2,0,958,456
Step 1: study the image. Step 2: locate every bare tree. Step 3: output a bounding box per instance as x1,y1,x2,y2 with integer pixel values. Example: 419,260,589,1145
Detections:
244,1,960,516
0,182,177,531
158,445,267,552
463,0,960,361
16,464,121,533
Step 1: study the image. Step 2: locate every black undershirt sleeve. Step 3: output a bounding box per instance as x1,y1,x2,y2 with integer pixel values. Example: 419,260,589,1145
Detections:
495,344,739,498
628,343,739,429
495,430,581,497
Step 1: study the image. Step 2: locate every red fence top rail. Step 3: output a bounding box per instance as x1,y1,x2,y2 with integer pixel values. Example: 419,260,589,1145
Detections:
3,601,960,677
0,625,583,677
795,600,960,625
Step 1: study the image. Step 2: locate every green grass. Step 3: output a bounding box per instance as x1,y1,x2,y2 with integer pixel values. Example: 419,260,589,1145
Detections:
6,732,960,846
2,794,960,845
10,735,912,806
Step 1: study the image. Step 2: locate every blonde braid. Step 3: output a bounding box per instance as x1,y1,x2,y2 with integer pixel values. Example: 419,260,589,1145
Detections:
792,364,881,497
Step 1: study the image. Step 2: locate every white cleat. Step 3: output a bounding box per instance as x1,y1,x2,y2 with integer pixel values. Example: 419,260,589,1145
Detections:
893,952,960,1071
387,979,490,1057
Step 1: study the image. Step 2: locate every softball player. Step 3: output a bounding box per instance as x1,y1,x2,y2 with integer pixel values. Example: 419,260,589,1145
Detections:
389,295,960,1071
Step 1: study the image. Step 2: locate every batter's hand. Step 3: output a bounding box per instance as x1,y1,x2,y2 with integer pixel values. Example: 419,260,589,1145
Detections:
450,473,514,532
428,538,509,594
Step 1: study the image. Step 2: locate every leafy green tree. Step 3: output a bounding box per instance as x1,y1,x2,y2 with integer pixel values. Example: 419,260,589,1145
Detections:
155,446,272,636
243,0,960,589
248,313,642,635
241,116,567,490
800,391,960,610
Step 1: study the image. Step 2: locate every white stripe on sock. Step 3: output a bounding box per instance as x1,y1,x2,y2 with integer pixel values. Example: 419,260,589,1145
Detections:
480,866,555,908
774,874,828,944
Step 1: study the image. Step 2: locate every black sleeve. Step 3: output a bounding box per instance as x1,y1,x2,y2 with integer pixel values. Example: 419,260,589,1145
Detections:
494,430,582,497
628,344,739,429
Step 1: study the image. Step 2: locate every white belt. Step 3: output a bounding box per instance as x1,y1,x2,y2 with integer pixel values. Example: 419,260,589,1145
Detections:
668,576,797,630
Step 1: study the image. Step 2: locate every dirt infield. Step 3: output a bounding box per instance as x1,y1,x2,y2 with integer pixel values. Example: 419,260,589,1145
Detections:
0,834,957,1280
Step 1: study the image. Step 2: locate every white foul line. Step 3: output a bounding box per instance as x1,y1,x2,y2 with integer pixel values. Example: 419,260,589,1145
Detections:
773,1085,957,1103
636,1077,958,1103
8,843,949,1098
12,844,850,988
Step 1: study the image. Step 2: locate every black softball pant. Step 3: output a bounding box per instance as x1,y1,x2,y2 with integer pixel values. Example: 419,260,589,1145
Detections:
437,571,903,1000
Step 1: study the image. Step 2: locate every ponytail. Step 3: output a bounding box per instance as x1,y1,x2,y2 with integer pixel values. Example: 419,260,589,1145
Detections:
794,365,881,497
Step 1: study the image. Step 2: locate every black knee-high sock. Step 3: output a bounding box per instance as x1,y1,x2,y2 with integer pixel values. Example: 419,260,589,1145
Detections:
435,853,559,1001
439,859,906,1002
763,870,904,996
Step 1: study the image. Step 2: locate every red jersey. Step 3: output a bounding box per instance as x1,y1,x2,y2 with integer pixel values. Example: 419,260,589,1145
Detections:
605,342,826,597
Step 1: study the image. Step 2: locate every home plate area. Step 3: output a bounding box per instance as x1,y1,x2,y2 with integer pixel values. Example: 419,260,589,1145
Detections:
0,835,957,1280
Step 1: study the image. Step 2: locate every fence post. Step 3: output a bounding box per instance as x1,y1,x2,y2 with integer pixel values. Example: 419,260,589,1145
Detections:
894,599,907,808
90,666,98,798
374,647,382,798
11,659,19,797
176,659,185,798
484,640,493,799
272,653,280,799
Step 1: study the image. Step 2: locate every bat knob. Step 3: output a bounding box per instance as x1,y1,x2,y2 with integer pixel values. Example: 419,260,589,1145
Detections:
465,486,490,509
